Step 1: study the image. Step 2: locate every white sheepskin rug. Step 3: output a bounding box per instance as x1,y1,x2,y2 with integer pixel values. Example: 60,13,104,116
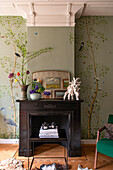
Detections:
40,163,56,170
36,163,67,170
0,157,26,170
77,164,93,170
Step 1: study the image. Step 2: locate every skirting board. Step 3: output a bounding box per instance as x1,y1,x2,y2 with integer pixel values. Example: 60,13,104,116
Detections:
81,139,96,145
0,139,96,144
0,139,19,144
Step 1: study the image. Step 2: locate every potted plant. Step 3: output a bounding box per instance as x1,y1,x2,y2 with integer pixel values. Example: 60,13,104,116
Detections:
8,70,31,100
8,47,53,100
29,79,45,100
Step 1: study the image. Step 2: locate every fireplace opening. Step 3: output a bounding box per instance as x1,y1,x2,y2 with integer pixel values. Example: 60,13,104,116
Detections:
29,114,70,140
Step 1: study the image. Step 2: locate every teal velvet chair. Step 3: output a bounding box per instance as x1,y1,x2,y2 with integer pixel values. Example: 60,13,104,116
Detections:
94,114,113,169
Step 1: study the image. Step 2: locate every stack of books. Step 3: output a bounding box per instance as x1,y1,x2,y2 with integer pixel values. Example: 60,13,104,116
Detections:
39,126,59,138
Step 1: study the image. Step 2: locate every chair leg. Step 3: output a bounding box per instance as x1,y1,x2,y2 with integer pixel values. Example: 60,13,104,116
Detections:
94,147,98,169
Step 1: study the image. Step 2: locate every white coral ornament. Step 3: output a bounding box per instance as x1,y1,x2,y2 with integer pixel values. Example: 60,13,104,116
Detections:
63,77,81,100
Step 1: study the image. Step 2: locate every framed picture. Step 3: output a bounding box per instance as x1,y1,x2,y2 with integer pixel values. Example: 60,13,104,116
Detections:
62,79,69,89
46,77,60,89
54,89,66,98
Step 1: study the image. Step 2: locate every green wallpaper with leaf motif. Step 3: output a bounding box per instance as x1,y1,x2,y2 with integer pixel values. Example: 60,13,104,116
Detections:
0,16,27,138
76,16,113,139
0,16,113,139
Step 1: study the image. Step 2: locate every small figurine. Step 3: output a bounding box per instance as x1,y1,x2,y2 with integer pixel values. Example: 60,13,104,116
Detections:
42,122,49,130
42,122,56,129
63,77,81,100
51,122,56,129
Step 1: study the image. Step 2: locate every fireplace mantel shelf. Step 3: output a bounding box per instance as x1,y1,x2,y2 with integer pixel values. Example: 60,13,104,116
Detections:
17,98,83,102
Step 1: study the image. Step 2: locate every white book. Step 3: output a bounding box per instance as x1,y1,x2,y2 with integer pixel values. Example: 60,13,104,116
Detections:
39,132,58,136
39,126,58,134
39,134,59,137
39,136,59,138
39,134,59,138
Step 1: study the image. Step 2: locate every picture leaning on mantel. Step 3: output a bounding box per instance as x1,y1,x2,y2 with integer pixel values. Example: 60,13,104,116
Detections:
32,70,70,98
54,89,66,98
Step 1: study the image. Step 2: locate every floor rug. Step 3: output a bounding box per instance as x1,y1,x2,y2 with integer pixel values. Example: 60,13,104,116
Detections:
77,164,93,170
0,157,25,170
33,163,67,170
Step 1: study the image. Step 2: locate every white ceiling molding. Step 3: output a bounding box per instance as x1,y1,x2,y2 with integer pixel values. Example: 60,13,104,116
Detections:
16,2,84,26
0,1,113,26
75,3,87,19
29,3,36,26
0,3,27,18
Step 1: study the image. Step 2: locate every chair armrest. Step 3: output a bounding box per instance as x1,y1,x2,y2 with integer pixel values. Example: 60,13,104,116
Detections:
97,126,106,142
98,126,106,132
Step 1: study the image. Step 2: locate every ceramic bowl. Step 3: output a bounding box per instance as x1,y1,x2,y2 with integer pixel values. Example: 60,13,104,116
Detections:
30,93,41,100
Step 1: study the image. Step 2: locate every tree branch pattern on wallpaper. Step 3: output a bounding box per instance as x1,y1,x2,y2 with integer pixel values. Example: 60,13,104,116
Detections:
76,16,109,139
0,16,25,138
0,16,53,139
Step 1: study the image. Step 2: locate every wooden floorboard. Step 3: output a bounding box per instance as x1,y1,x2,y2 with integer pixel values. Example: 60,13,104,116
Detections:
0,144,113,170
0,144,18,161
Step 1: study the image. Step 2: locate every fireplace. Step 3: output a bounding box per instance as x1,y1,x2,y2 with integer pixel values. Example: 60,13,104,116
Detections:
17,98,83,157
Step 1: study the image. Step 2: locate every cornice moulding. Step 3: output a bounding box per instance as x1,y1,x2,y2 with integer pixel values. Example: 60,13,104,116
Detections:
0,1,113,26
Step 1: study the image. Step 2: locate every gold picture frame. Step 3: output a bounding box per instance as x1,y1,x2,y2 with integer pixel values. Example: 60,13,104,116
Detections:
62,79,69,89
46,77,60,89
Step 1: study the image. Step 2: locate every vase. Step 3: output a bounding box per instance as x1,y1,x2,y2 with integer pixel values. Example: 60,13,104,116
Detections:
20,85,29,100
30,93,41,101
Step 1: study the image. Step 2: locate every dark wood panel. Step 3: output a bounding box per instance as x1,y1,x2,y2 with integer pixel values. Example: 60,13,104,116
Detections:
17,99,83,111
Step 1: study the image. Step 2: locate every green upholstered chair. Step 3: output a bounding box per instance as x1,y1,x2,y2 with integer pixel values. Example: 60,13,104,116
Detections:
94,114,113,169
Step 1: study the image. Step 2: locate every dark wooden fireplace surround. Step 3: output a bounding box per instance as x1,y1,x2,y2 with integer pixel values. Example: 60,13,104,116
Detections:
17,99,83,157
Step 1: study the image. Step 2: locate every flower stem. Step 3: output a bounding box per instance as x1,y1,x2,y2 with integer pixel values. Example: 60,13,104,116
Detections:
10,80,16,138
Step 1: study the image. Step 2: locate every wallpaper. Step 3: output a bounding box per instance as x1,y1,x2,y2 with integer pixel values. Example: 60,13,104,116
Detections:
0,17,74,139
27,27,75,78
0,16,27,138
0,16,113,139
75,16,113,139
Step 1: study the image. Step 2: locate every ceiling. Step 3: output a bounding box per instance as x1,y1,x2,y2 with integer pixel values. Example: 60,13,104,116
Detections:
0,0,113,26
